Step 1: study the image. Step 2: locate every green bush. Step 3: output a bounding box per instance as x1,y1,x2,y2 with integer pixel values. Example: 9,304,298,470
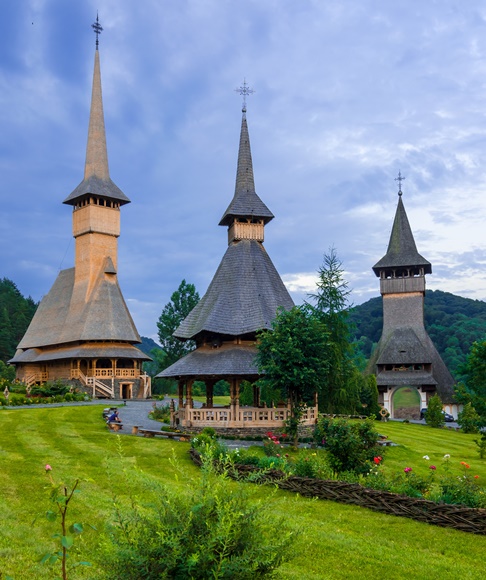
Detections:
104,461,294,579
458,402,481,434
149,402,171,423
257,455,287,471
201,426,216,438
8,393,28,406
314,416,382,474
292,452,321,478
425,394,445,428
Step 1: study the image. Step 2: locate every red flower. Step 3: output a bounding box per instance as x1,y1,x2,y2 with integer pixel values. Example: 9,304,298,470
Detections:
373,457,382,465
429,465,436,470
404,467,412,474
474,475,480,479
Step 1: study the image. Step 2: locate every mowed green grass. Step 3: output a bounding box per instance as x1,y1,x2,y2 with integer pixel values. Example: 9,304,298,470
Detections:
0,406,485,580
392,387,421,409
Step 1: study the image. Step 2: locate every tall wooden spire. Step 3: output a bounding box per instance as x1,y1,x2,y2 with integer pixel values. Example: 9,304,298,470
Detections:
219,99,274,229
64,19,129,206
84,48,109,181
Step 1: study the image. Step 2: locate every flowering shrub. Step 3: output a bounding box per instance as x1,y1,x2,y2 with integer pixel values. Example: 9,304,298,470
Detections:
263,431,285,457
192,432,485,509
314,416,383,474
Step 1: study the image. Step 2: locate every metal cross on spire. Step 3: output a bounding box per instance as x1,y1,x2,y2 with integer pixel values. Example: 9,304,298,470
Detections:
395,171,406,196
92,13,103,50
235,79,255,113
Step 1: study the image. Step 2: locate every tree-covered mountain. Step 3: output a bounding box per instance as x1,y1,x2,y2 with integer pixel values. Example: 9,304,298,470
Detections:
139,336,162,356
0,279,38,363
349,289,486,380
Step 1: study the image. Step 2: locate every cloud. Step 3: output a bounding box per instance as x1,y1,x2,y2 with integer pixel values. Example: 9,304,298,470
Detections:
3,1,486,337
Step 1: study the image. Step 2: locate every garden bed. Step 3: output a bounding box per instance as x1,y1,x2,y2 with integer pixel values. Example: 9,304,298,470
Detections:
189,448,486,535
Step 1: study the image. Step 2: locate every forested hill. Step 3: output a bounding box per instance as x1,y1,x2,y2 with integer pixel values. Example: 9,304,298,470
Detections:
0,278,37,363
349,289,486,380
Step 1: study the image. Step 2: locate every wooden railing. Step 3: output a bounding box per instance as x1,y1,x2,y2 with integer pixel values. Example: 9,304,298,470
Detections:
86,377,114,398
24,372,49,386
181,404,318,428
71,368,139,379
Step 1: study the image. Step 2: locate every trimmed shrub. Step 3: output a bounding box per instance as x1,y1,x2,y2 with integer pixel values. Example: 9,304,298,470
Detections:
104,461,294,579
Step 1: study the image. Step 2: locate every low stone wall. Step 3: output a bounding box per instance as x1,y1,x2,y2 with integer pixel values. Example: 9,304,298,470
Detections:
189,449,486,535
184,425,315,438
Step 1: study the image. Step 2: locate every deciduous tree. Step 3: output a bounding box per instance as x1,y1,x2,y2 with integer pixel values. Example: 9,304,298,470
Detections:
156,280,200,369
256,306,329,443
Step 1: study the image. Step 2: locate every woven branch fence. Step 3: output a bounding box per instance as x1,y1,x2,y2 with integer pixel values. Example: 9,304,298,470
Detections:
189,448,486,535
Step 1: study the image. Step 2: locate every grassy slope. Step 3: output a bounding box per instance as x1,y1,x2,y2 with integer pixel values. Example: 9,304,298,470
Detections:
0,406,484,579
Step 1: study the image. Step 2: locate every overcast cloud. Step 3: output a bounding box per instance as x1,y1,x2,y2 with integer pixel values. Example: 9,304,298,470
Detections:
2,1,486,339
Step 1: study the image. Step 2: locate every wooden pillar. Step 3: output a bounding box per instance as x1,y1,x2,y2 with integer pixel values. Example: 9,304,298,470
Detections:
186,379,193,409
235,378,240,419
252,384,260,407
206,379,215,408
178,380,184,409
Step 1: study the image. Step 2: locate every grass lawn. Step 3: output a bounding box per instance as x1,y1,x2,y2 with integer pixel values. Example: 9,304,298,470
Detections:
0,406,484,579
376,420,486,479
192,395,231,406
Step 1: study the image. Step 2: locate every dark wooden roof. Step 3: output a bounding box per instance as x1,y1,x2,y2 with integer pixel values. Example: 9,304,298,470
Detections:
375,370,438,387
17,267,141,349
64,175,130,206
10,343,150,364
174,239,294,340
157,343,259,378
376,327,433,365
368,326,455,402
219,113,274,226
373,196,431,276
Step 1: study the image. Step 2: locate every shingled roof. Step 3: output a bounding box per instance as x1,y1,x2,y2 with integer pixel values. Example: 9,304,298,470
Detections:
219,112,274,226
372,195,431,276
367,319,455,402
63,49,130,206
16,267,141,350
158,343,259,378
174,239,294,340
10,342,149,364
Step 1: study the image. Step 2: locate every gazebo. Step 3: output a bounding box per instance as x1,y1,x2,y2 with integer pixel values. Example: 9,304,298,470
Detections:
158,95,317,430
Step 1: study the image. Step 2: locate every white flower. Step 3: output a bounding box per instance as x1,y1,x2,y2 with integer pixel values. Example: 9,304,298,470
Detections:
444,454,450,459
423,455,430,460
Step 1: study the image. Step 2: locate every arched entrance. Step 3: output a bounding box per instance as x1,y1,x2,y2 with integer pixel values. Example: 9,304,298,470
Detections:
391,386,421,420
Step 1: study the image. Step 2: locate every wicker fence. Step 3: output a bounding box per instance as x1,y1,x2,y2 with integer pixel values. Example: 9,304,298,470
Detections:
189,449,486,535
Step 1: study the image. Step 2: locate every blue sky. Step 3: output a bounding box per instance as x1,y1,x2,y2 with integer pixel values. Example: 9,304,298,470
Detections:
2,1,486,340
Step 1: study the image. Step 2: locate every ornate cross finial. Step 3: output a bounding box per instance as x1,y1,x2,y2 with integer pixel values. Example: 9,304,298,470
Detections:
92,13,103,50
395,171,406,196
235,79,255,113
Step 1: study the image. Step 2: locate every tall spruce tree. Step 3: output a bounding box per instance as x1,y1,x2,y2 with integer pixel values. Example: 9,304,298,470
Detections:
308,248,359,413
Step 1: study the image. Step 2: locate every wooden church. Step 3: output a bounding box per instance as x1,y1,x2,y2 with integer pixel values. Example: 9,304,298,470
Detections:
367,179,456,418
157,92,318,430
10,20,151,399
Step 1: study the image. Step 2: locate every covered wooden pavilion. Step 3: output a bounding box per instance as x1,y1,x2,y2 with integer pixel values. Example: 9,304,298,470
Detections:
158,100,317,430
